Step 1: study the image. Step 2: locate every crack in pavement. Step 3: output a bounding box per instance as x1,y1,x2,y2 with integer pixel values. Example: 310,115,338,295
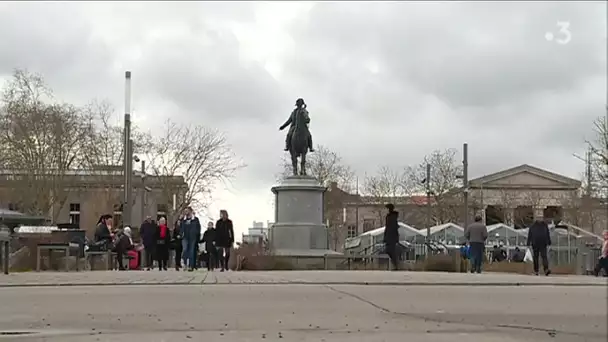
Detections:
323,284,604,339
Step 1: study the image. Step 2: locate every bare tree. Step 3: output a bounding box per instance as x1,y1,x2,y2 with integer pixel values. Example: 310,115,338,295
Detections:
362,165,409,223
404,149,463,224
143,119,241,220
278,145,356,250
278,145,355,190
587,115,608,198
0,69,94,221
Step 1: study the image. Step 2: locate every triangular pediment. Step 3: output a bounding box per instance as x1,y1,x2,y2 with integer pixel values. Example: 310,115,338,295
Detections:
470,164,581,189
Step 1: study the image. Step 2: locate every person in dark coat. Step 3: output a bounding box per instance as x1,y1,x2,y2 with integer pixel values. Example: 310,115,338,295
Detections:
155,217,170,271
527,217,552,276
172,217,183,271
180,207,201,272
215,210,235,272
383,203,399,271
201,221,217,271
140,216,157,270
94,214,114,247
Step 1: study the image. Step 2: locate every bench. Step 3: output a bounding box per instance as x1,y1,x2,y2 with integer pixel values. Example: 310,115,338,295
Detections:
36,243,80,272
85,250,116,270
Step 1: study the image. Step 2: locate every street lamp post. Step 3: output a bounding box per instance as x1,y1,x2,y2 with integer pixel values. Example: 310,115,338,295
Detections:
463,143,469,230
133,157,146,224
123,71,133,227
425,163,432,258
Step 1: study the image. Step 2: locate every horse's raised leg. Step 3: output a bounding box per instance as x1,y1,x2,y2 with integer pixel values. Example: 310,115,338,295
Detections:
300,152,307,176
290,151,298,176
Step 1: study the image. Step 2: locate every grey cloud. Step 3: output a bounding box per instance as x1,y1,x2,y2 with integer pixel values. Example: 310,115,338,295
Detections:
0,3,116,102
287,2,604,110
0,1,604,192
276,2,605,179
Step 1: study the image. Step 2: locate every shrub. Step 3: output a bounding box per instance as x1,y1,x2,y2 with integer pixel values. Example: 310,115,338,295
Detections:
423,254,458,272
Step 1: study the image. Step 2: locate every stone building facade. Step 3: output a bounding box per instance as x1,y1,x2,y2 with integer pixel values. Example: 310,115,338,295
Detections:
0,167,187,237
327,164,606,252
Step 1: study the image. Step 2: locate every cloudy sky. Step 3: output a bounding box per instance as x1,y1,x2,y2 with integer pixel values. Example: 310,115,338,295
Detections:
0,2,605,237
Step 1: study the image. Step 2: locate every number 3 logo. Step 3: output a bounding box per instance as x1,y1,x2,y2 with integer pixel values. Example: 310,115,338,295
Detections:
556,21,571,45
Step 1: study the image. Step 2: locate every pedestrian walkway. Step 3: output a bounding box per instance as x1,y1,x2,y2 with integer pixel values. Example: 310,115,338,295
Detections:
0,270,605,287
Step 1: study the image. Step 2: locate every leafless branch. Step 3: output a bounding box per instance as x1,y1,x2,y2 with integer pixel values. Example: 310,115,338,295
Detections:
144,119,242,217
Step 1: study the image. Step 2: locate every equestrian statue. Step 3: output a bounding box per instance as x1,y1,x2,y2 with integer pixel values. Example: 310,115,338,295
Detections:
279,98,314,176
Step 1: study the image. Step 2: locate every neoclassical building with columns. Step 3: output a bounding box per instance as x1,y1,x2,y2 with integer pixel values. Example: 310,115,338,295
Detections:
468,164,601,229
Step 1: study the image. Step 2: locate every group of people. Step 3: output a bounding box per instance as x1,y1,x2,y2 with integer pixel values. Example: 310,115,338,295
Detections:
139,207,235,272
463,215,553,275
382,202,605,277
93,214,140,270
92,206,235,272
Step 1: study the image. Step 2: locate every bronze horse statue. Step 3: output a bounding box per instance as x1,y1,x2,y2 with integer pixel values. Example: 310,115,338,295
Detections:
279,99,312,176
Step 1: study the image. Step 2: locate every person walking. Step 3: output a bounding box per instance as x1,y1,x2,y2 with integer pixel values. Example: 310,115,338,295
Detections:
215,210,235,272
155,217,170,271
526,217,552,276
201,221,217,271
593,230,608,277
464,215,488,274
180,207,201,272
172,217,183,271
140,216,157,270
383,203,400,271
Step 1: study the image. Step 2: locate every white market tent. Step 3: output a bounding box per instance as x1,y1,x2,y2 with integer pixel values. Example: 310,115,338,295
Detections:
487,223,527,246
344,222,424,254
419,223,464,245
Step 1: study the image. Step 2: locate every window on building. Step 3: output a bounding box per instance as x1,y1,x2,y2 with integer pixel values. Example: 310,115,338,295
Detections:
363,219,375,232
347,225,357,238
113,203,123,227
69,203,81,226
7,203,19,211
157,203,168,221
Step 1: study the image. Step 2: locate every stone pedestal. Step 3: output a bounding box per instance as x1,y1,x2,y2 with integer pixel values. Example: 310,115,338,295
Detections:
270,176,335,256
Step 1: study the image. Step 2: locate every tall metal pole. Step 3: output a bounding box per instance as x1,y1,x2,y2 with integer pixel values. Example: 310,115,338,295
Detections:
140,160,146,224
425,163,432,242
605,105,608,221
125,139,134,227
463,143,469,230
355,176,359,235
123,71,132,227
586,147,592,196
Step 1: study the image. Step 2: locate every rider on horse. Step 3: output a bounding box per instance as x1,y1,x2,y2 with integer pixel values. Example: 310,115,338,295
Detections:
280,98,314,152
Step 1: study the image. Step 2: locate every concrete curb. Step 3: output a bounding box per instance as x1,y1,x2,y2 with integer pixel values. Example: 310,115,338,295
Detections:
0,281,605,288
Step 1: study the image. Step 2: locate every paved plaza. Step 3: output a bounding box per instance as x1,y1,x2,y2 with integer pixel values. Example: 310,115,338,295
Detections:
0,271,606,341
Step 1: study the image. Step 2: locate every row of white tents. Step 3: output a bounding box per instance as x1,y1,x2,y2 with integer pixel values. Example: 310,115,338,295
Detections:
344,221,603,255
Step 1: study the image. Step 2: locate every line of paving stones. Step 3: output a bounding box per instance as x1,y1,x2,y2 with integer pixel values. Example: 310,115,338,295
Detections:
0,270,605,287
